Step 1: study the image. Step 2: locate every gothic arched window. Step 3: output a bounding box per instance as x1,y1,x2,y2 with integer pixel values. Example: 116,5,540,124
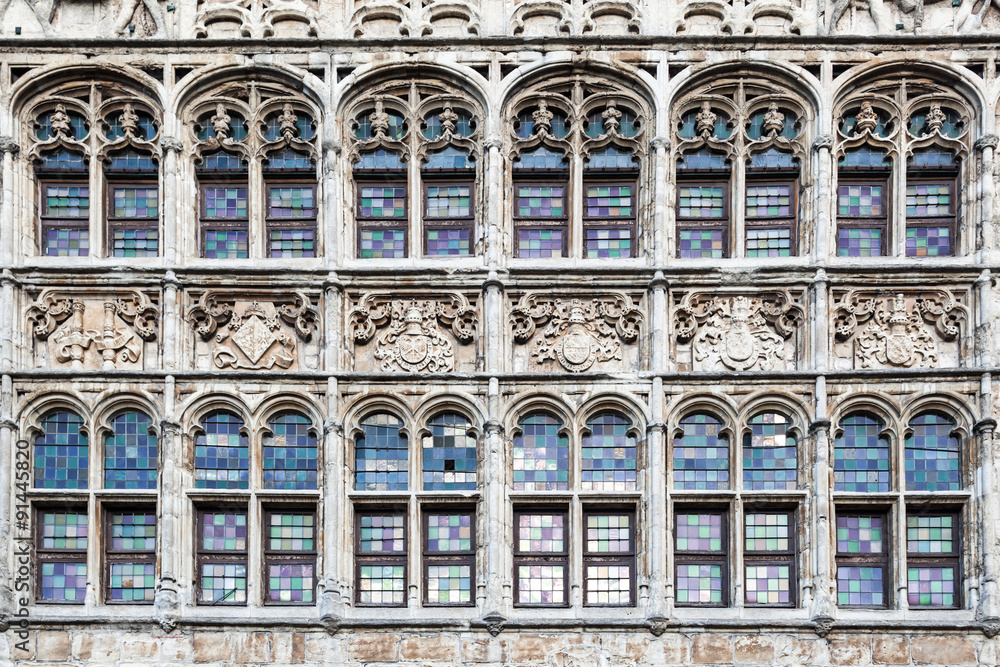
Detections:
742,411,797,490
103,410,157,489
354,412,408,491
905,411,960,491
194,410,249,490
673,412,729,490
422,411,476,491
834,412,890,493
582,411,637,491
513,411,568,491
264,411,318,490
34,410,89,489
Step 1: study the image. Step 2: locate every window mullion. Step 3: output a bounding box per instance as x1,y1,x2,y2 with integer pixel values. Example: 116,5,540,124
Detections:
409,141,422,259
896,495,908,610
249,156,265,259
732,155,746,258
893,151,907,257
570,152,584,259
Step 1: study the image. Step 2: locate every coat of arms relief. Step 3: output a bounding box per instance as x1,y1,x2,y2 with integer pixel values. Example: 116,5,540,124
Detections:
832,289,969,369
187,291,320,370
349,292,479,373
510,293,643,373
26,290,160,370
672,290,805,372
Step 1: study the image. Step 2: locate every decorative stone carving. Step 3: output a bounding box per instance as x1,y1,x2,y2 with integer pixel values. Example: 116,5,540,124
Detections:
510,0,640,36
187,291,320,371
350,0,480,38
673,290,805,372
0,0,166,37
510,293,642,373
350,292,478,373
194,0,319,38
26,290,160,370
832,289,969,369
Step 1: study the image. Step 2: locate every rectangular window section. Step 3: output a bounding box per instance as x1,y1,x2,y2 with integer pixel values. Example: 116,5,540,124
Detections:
41,182,91,256
356,511,407,606
836,513,888,608
744,512,795,606
197,510,248,605
907,513,959,608
677,183,728,259
584,182,635,259
674,510,727,606
837,182,887,257
745,181,796,258
357,183,407,259
267,184,317,258
200,182,248,259
905,180,955,257
108,185,158,258
515,182,568,259
423,182,473,257
423,511,475,606
105,511,156,603
264,511,316,605
36,510,88,603
514,510,568,606
583,512,635,606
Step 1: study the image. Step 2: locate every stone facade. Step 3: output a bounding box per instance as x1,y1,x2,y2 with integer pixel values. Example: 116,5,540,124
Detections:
1,1,1000,666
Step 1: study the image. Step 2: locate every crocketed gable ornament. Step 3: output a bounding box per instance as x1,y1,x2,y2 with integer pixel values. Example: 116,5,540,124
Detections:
350,292,478,373
510,293,641,372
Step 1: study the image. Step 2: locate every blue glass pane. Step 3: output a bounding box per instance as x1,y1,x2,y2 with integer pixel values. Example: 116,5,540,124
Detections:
834,413,890,492
265,149,314,170
513,146,568,170
355,413,407,491
909,148,957,169
107,149,156,172
264,411,317,490
194,411,248,489
677,148,729,171
424,146,474,170
37,110,88,141
673,412,729,490
513,412,568,491
200,151,245,171
586,146,638,170
39,149,86,171
839,146,891,169
423,110,474,139
34,411,89,489
355,149,405,170
742,412,797,490
422,412,477,491
905,413,960,491
104,411,157,490
749,148,797,170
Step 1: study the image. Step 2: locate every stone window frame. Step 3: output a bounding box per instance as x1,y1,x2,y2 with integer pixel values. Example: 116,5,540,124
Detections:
671,74,809,260
344,81,484,260
261,506,319,606
508,401,645,610
21,80,164,260
832,74,974,259
505,74,650,261
186,80,321,260
103,505,157,605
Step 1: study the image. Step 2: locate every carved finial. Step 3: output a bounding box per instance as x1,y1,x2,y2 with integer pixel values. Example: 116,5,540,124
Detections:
925,104,947,135
49,104,72,138
762,102,785,137
532,100,553,136
119,103,140,137
854,101,879,135
369,98,391,138
602,100,622,135
278,103,299,141
695,101,717,138
211,104,231,140
438,104,459,137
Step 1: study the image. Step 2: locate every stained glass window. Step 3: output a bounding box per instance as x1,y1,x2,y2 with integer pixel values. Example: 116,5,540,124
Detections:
265,511,316,605
44,228,89,256
34,411,89,489
906,227,951,257
424,512,475,606
515,511,568,606
200,151,245,171
264,412,317,490
197,510,248,605
355,149,405,170
39,561,88,603
906,180,955,258
265,149,314,171
426,185,472,218
359,229,405,259
586,228,632,259
837,227,882,257
45,185,90,217
270,229,315,258
359,186,406,218
204,230,248,259
204,187,248,219
513,146,567,170
517,185,565,218
743,412,797,490
906,183,952,217
678,185,725,218
269,187,315,218
746,185,791,217
582,412,637,491
41,511,89,549
107,150,156,172
677,148,729,171
673,413,729,490
583,513,634,606
356,512,406,606
38,149,86,171
112,187,158,218
679,229,724,259
422,412,476,491
906,513,958,609
834,413,890,493
839,185,883,217
513,412,568,491
748,148,797,170
675,511,726,606
109,512,156,551
355,413,408,491
426,229,471,256
517,229,563,258
746,228,792,258
194,411,248,490
104,411,157,489
586,147,638,170
839,146,890,169
744,512,794,606
836,514,887,607
905,413,960,491
106,511,156,604
424,146,474,170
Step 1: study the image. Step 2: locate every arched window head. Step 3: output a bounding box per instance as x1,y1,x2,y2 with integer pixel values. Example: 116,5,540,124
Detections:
742,412,797,490
673,412,729,490
513,411,568,491
582,411,637,491
104,411,157,489
834,412,889,492
422,412,476,491
355,412,407,491
34,410,88,489
905,412,960,491
194,410,248,490
264,411,318,490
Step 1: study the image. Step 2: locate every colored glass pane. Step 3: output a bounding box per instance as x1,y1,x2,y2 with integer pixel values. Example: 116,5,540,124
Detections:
109,513,156,551
194,411,249,489
517,229,563,258
746,184,791,217
201,512,247,551
586,147,638,170
585,514,631,553
426,513,473,552
581,412,636,491
204,187,247,218
678,186,725,218
837,516,883,554
200,151,244,171
837,566,884,606
745,513,790,552
112,187,157,218
200,563,247,604
679,229,724,259
45,185,89,217
104,411,157,490
269,187,315,218
263,412,317,490
907,515,954,554
359,186,405,218
355,412,407,491
358,514,405,552
422,412,477,491
359,229,405,258
44,228,90,256
586,565,632,605
586,228,632,259
354,149,405,170
518,514,564,553
745,565,791,605
270,229,316,258
358,565,405,605
196,111,246,141
517,186,565,218
513,413,568,491
837,227,882,257
112,229,158,258
838,185,883,217
426,185,472,218
905,227,951,257
41,512,88,549
424,146,474,170
427,565,471,604
908,567,955,607
34,411,89,489
513,146,567,170
517,565,565,604
906,183,952,217
746,228,792,258
673,413,729,490
905,413,960,491
515,109,568,139
204,230,248,259
743,412,797,490
426,229,471,256
675,564,723,604
676,513,723,552
39,561,87,602
586,185,632,218
108,562,156,602
268,513,315,552
269,563,314,603
834,414,890,492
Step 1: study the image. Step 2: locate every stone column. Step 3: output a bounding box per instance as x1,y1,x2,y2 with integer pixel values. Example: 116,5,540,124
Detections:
976,372,1000,636
0,137,20,265
161,270,179,371
811,135,834,262
0,270,17,372
485,135,504,266
976,135,998,261
482,377,507,633
650,139,669,265
0,375,15,630
324,272,344,372
161,137,183,264
322,141,342,268
155,375,182,633
321,377,345,632
809,376,835,635
646,271,668,630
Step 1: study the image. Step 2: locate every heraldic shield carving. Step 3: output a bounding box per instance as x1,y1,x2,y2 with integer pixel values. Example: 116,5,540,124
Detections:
349,292,479,373
673,290,805,372
832,289,969,369
510,292,642,373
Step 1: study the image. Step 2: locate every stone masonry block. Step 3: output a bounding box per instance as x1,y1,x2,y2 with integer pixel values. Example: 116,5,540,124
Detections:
400,634,460,661
873,635,911,665
234,632,273,663
193,633,234,662
910,635,976,665
830,637,872,665
35,631,71,661
158,635,194,661
72,633,119,661
509,634,562,662
348,633,400,662
734,635,775,664
691,634,734,664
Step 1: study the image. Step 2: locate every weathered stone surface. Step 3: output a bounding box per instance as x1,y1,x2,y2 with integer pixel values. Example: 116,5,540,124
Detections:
873,636,910,665
910,636,976,665
830,637,872,665
733,635,775,664
192,634,234,663
233,633,273,663
35,632,71,662
400,634,460,661
691,635,734,664
348,634,400,662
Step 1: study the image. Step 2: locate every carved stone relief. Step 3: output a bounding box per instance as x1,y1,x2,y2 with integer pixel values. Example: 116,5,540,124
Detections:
832,289,969,369
672,290,805,372
510,292,643,373
511,0,641,36
349,0,480,38
27,290,160,370
194,0,319,38
0,0,166,37
349,292,479,373
187,291,320,370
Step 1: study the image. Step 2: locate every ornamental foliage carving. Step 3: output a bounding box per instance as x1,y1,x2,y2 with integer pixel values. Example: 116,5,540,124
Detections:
349,292,478,373
27,289,160,370
832,289,969,369
511,293,642,372
673,290,805,371
187,291,320,370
